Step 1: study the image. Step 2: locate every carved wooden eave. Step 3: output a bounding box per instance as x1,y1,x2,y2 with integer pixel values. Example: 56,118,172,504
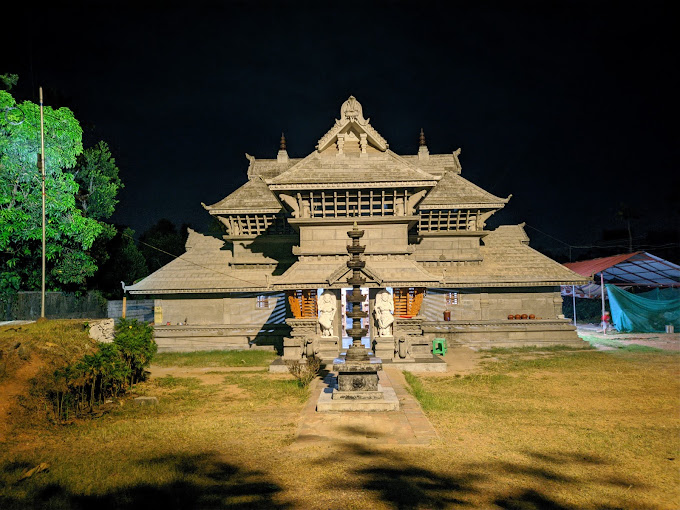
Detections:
316,96,388,152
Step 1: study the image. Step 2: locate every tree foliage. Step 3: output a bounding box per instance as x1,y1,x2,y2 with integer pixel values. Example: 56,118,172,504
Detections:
91,227,149,299
139,219,188,271
0,85,112,297
69,140,123,221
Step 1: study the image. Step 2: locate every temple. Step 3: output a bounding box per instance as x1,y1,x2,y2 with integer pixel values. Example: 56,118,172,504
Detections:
127,96,588,360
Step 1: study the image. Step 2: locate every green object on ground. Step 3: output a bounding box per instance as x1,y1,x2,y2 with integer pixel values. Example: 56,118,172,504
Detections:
433,337,447,355
606,284,680,333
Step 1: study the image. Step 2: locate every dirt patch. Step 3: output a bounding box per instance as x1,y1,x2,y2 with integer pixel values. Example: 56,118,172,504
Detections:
148,365,263,398
149,365,265,378
0,357,43,443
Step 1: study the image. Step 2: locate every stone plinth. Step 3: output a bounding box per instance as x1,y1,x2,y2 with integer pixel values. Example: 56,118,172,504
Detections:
316,355,399,411
318,336,339,361
316,385,399,411
333,356,382,393
372,336,395,360
394,317,432,359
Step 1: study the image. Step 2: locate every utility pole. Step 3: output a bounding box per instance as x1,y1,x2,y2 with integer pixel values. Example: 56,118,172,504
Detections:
39,87,46,319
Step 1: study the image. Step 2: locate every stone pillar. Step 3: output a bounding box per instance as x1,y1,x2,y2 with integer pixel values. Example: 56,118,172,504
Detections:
317,289,340,360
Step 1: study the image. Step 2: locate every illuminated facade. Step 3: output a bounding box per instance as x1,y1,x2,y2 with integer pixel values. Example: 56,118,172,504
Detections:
128,97,587,357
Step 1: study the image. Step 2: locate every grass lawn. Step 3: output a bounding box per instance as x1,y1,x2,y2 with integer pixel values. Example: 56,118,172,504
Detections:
1,323,678,509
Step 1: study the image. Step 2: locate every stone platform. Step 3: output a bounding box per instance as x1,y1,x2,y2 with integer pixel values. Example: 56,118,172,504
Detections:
317,379,399,412
296,368,438,445
268,355,447,373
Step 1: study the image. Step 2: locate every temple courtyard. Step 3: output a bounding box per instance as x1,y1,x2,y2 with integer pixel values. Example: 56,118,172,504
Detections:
1,334,678,509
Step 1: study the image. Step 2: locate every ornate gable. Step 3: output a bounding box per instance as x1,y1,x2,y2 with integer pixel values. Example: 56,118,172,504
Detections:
316,96,388,154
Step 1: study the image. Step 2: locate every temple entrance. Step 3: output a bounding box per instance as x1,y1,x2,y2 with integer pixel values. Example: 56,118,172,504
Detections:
339,287,370,349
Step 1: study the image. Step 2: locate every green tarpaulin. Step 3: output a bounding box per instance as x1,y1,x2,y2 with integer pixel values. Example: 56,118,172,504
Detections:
605,284,680,333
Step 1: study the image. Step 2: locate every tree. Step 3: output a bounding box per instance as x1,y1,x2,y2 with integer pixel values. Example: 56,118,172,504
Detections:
67,140,124,278
91,227,148,299
139,219,189,272
0,81,104,300
69,140,123,222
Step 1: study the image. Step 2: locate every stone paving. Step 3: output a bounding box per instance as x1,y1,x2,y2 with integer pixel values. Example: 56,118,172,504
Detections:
295,367,439,446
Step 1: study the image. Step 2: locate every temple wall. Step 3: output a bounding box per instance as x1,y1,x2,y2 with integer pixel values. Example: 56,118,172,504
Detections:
298,223,409,255
420,287,561,322
479,287,562,320
420,288,481,322
419,287,582,347
153,292,288,352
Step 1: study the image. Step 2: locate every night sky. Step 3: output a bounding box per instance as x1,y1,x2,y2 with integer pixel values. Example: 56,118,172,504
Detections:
5,1,679,261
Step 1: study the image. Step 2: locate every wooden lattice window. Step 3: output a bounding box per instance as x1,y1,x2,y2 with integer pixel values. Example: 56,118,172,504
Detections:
298,189,410,218
446,292,459,306
287,289,318,318
418,209,480,232
393,288,425,316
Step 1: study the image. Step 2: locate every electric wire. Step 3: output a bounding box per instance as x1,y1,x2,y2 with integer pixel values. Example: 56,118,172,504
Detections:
121,231,267,288
525,223,680,252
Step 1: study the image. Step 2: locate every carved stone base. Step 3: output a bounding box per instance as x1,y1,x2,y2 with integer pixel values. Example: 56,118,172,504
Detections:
394,317,431,360
372,337,395,360
333,356,382,390
282,336,302,360
318,336,340,361
337,371,379,392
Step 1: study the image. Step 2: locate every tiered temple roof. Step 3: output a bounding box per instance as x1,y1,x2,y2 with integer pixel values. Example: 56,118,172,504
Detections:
268,150,439,187
127,96,588,295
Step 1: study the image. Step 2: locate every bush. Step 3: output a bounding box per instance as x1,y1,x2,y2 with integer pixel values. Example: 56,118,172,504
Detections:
286,356,322,388
114,319,157,386
33,320,156,422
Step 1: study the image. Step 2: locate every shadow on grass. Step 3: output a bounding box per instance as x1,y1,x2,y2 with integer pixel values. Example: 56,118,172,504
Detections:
0,452,290,510
319,427,645,510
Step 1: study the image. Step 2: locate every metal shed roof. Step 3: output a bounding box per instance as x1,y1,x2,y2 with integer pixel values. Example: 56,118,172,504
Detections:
564,252,680,287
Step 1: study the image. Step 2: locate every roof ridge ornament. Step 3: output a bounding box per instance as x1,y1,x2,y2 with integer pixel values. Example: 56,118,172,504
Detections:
341,95,364,122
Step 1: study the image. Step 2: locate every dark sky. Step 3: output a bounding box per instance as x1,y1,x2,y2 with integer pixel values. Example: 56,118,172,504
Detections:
5,1,679,260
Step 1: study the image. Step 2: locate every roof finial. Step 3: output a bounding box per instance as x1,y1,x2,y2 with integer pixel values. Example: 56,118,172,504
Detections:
418,128,429,161
277,132,289,163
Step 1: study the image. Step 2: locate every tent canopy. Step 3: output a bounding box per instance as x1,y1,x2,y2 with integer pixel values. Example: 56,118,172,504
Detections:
564,252,680,288
606,284,680,333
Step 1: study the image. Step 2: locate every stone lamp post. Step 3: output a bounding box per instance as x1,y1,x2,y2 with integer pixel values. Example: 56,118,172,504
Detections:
317,222,399,410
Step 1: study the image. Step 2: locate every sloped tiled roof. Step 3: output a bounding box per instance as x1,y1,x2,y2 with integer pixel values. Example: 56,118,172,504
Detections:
267,150,439,187
401,154,461,176
247,158,300,180
203,177,283,213
430,225,588,286
126,230,271,294
418,171,509,209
